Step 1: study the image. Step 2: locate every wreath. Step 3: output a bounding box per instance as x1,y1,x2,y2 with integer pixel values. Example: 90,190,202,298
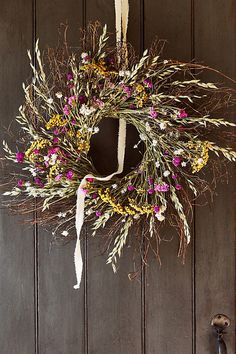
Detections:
2,23,236,287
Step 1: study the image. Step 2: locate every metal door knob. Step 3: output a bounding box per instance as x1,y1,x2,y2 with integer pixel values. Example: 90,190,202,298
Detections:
211,314,231,354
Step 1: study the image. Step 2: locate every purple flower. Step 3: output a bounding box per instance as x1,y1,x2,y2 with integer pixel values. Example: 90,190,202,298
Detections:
175,184,182,190
149,106,158,119
67,73,73,81
148,188,155,195
148,177,154,185
154,183,169,192
16,151,25,163
48,147,59,156
153,205,160,213
53,137,59,144
78,95,86,104
63,105,70,116
34,177,44,188
122,85,132,98
144,79,153,89
172,174,178,180
127,185,135,191
96,211,102,217
178,109,188,118
172,156,181,167
92,193,98,199
66,170,74,180
17,179,24,187
55,174,62,182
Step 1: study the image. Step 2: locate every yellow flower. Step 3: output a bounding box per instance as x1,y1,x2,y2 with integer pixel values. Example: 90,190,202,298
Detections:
46,114,67,130
25,138,51,162
190,141,211,173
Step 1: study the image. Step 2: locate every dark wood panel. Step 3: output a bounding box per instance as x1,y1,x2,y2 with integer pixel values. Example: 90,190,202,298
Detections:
144,1,194,353
194,1,236,353
0,1,35,353
36,1,85,353
86,1,143,354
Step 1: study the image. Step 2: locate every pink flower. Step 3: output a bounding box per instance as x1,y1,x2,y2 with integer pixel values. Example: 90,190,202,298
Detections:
144,79,153,89
96,211,102,217
153,205,160,213
178,109,188,118
93,96,104,108
34,177,44,188
67,73,73,81
17,179,24,187
16,152,25,163
66,170,74,180
149,107,158,119
172,156,181,167
68,95,77,106
33,149,40,155
55,174,62,181
172,174,178,180
81,188,88,194
63,105,70,116
175,184,182,190
53,137,59,143
53,128,60,135
148,188,155,195
127,185,135,191
154,183,169,192
48,147,59,156
86,177,94,183
92,193,98,199
122,85,132,98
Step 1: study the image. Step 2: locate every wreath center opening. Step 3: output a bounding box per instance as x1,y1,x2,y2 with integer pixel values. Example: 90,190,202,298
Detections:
89,117,143,177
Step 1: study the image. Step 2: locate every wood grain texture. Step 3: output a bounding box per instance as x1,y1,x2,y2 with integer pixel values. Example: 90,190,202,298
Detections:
36,1,85,353
86,1,143,354
0,1,35,353
144,1,194,353
194,1,236,353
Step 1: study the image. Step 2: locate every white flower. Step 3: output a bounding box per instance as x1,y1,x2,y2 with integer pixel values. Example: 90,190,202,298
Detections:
181,161,187,167
119,70,131,77
79,104,96,116
50,153,58,165
133,144,138,149
56,92,63,99
25,182,31,187
58,212,67,218
121,189,126,194
134,214,140,219
155,161,160,168
163,170,170,177
85,209,92,215
174,149,184,155
163,60,169,64
81,52,88,59
152,139,157,147
159,122,167,130
88,127,93,132
112,184,118,189
156,213,165,221
29,168,37,176
140,133,146,141
61,230,69,237
94,127,100,134
47,98,53,104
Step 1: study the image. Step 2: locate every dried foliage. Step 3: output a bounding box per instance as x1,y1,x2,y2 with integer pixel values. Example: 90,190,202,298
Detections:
2,23,236,273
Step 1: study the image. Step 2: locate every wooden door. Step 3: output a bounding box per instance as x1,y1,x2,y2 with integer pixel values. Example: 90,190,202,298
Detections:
0,1,235,353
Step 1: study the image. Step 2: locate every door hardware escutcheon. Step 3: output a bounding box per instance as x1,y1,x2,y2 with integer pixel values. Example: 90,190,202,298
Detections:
211,314,231,354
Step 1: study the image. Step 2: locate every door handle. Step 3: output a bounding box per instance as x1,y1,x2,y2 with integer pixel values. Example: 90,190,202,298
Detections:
211,314,231,354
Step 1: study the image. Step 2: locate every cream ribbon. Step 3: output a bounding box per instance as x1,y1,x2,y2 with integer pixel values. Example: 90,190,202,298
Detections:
73,0,129,289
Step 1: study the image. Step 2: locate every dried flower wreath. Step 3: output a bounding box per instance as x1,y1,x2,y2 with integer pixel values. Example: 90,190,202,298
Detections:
2,23,236,287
